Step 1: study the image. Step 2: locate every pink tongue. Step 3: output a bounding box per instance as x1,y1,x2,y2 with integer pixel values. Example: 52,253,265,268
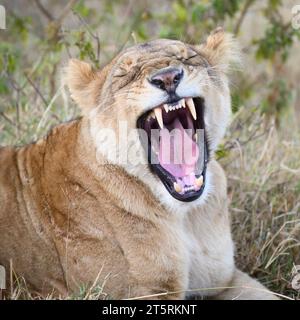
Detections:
158,118,199,178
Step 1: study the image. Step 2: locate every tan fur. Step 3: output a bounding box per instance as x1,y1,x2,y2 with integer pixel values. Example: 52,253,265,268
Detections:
198,28,241,73
0,29,278,299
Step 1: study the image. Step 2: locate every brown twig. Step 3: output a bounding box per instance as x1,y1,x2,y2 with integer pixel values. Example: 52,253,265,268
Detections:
34,0,77,24
0,111,16,127
33,0,54,21
25,74,48,107
40,0,78,42
49,63,57,98
72,10,101,63
57,0,78,26
234,0,255,35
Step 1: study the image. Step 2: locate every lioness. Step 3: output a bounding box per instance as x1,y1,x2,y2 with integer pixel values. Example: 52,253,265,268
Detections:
0,28,278,299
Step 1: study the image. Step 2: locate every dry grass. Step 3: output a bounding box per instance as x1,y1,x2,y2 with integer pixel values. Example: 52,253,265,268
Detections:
3,260,111,300
220,107,300,300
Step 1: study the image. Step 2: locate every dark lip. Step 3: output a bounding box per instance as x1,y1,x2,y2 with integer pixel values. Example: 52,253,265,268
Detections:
166,94,181,105
137,97,209,202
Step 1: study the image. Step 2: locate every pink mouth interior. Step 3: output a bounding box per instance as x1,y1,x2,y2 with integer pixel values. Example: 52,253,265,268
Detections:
143,99,205,195
158,118,201,193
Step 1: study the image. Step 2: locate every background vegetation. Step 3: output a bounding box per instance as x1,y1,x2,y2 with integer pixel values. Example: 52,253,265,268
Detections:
0,0,300,299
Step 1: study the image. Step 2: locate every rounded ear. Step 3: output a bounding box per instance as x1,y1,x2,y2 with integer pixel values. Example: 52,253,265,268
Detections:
198,27,241,73
63,59,100,112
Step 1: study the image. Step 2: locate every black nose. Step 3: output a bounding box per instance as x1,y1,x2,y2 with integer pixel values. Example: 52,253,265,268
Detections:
150,67,183,93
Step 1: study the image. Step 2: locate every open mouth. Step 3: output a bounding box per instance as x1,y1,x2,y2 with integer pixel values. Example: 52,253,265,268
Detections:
137,97,209,202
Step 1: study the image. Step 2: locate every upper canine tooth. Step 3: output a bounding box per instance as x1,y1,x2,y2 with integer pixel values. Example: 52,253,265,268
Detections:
154,107,164,129
182,99,186,108
186,98,197,120
163,104,169,113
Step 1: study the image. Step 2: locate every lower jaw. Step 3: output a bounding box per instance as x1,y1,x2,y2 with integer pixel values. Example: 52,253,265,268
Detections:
148,138,209,202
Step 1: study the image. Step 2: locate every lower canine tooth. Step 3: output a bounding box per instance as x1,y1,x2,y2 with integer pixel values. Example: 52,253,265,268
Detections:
195,176,203,187
174,182,182,193
154,107,164,129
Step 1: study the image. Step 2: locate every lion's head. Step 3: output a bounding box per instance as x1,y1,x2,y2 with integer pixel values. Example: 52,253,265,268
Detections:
65,28,240,205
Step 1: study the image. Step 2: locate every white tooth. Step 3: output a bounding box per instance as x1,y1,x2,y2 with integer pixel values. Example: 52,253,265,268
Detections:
182,99,186,108
174,182,182,193
176,104,180,109
154,107,164,129
195,176,203,187
193,133,197,142
163,104,169,113
186,98,197,120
